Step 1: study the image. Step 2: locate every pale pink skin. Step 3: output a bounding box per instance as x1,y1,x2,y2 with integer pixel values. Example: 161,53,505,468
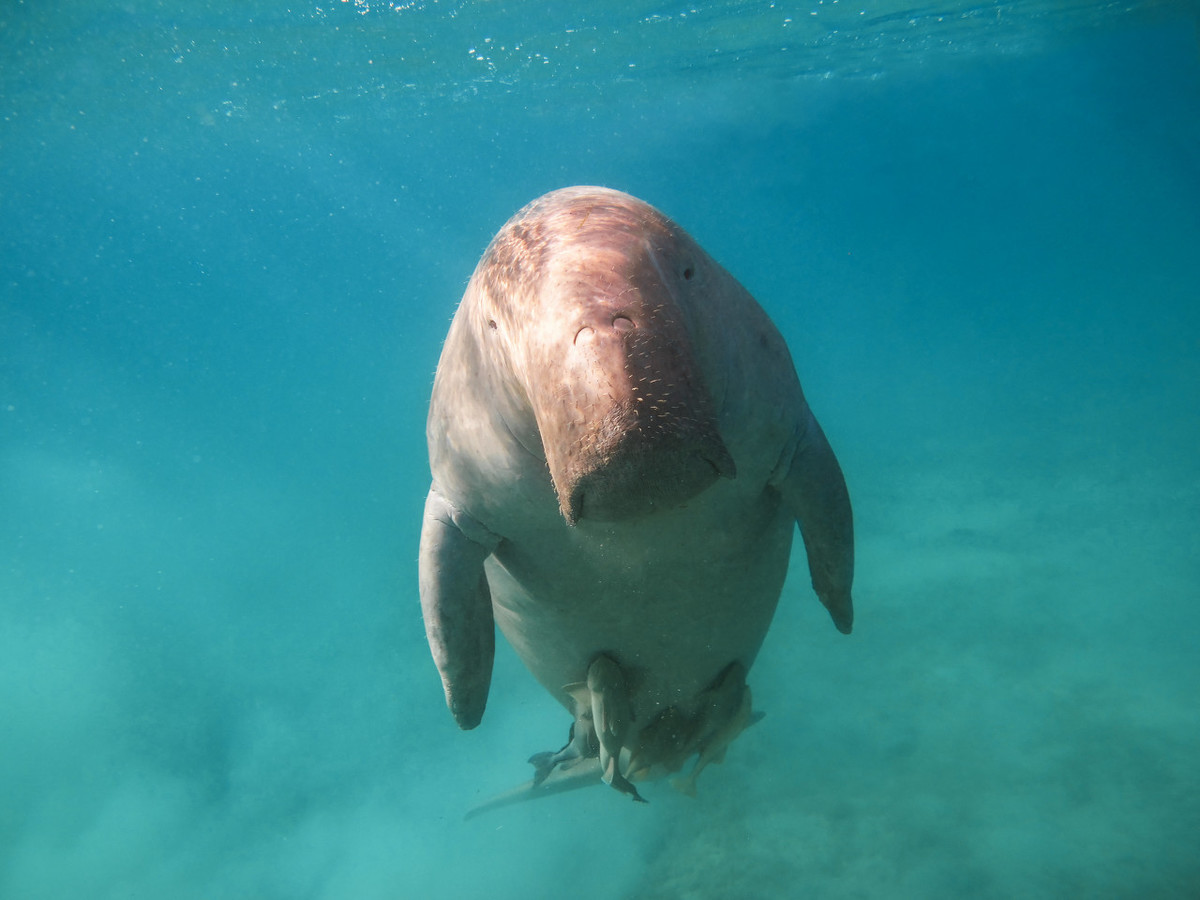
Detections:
419,187,853,757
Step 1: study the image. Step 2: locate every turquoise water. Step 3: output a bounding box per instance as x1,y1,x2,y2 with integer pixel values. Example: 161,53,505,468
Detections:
2,2,1198,897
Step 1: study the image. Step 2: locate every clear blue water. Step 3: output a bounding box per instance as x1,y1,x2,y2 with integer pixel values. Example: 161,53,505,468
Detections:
2,2,1198,897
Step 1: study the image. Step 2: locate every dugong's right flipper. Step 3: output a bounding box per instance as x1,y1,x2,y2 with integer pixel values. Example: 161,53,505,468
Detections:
418,487,502,729
774,407,855,634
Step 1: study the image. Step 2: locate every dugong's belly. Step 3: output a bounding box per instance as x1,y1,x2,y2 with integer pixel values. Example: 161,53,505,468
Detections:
485,484,793,727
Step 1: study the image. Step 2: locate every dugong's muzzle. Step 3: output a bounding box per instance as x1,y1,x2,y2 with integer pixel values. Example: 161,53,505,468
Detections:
536,303,736,525
558,404,735,524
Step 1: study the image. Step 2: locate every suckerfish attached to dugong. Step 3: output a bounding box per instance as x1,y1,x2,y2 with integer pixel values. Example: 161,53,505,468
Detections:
418,186,854,814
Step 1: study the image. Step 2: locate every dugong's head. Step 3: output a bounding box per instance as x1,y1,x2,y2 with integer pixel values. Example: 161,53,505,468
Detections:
472,186,736,524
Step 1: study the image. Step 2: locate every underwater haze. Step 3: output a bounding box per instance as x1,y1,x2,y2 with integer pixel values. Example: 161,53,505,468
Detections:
2,1,1199,897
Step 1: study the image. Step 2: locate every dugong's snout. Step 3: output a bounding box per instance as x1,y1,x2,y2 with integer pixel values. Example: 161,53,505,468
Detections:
540,312,736,524
486,188,741,526
558,408,735,524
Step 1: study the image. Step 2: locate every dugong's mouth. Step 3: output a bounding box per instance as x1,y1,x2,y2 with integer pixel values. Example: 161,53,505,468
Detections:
556,421,736,525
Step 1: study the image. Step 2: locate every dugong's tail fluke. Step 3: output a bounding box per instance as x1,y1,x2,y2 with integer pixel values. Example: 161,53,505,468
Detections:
777,408,855,634
464,758,605,821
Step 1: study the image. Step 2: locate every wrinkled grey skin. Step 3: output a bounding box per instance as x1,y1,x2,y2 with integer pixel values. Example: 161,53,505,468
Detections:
418,186,854,798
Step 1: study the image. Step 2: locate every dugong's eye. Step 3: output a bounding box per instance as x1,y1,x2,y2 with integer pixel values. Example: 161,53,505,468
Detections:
487,319,498,330
682,266,694,281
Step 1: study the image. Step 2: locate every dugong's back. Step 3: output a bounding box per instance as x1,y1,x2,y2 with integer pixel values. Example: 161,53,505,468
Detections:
418,186,853,804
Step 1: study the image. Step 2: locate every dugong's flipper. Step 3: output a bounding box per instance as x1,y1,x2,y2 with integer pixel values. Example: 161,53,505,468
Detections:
418,487,502,729
774,407,855,634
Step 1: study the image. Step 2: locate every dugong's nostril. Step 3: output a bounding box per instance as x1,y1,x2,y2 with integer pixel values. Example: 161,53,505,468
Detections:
612,316,634,332
574,325,595,345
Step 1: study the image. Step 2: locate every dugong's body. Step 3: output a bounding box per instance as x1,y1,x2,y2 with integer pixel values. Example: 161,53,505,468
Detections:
419,186,854,806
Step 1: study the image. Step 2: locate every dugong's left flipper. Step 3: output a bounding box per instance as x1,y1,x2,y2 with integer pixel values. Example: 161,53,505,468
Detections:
774,406,855,634
418,487,502,729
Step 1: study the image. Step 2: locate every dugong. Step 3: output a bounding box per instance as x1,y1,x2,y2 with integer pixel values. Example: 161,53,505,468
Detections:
418,186,854,811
